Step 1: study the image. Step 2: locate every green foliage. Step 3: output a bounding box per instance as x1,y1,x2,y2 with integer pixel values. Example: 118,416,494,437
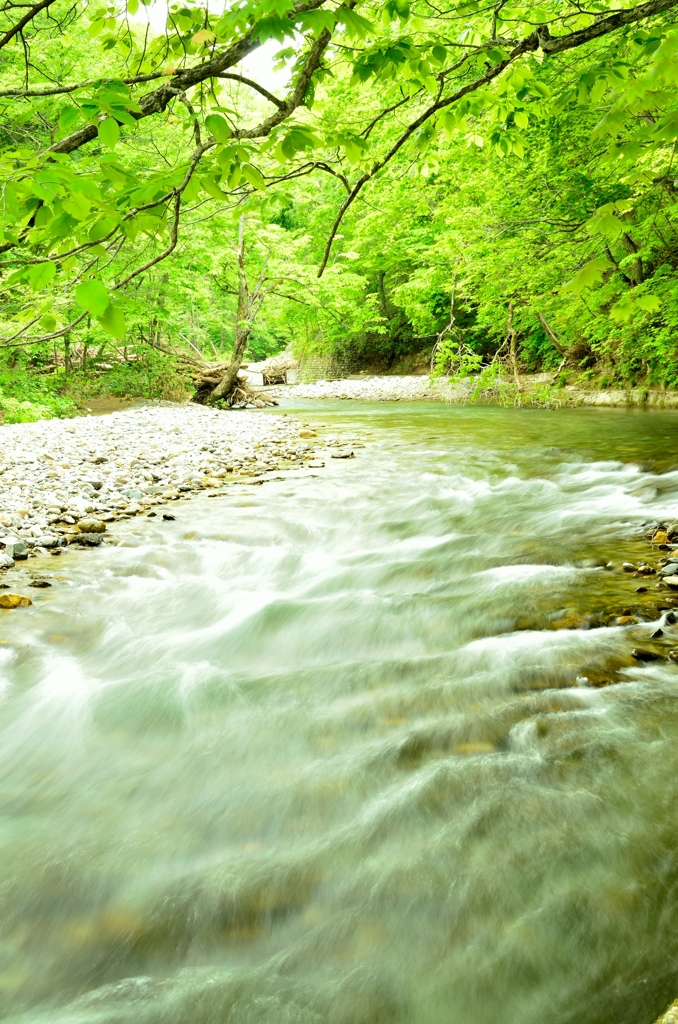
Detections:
3,0,678,396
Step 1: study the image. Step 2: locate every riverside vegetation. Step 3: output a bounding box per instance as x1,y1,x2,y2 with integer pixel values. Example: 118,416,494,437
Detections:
3,0,678,408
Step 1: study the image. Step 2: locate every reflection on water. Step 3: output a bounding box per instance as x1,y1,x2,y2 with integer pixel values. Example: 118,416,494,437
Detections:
1,404,678,1024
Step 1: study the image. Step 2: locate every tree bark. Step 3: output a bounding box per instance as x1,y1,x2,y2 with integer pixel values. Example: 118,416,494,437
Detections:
507,301,522,390
536,311,568,354
209,216,266,403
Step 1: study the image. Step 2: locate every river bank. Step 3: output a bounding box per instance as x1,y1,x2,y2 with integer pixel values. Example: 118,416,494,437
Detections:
0,404,365,583
269,373,678,407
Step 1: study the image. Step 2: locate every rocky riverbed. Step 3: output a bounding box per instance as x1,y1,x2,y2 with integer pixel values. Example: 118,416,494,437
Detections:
0,404,362,591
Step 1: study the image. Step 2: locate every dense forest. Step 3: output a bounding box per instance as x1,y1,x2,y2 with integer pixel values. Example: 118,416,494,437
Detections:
1,0,678,416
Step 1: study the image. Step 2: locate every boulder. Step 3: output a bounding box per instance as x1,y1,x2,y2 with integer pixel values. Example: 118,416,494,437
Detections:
0,553,14,569
0,594,32,609
77,519,106,534
3,538,28,560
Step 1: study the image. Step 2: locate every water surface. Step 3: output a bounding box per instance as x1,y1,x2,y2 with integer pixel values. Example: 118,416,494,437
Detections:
2,403,678,1024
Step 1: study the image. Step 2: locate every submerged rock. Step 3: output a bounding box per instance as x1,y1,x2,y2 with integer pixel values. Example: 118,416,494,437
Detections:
0,594,31,608
631,649,664,662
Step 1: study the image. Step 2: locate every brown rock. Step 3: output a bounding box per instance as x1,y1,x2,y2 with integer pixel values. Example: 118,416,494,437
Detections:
654,530,669,544
617,615,639,626
77,518,106,534
0,594,32,609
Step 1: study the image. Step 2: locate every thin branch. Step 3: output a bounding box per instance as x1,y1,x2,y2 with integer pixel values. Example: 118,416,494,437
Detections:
0,0,57,49
216,72,285,109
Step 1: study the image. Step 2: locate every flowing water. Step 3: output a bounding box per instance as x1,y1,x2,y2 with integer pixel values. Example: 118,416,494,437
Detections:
3,403,678,1024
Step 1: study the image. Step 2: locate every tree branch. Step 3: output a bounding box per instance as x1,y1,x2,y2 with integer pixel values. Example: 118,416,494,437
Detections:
216,72,285,108
48,0,331,156
0,0,57,49
317,0,678,276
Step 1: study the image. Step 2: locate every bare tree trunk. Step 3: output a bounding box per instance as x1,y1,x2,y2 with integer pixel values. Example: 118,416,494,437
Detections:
210,215,266,404
536,311,567,354
64,334,71,373
507,301,522,391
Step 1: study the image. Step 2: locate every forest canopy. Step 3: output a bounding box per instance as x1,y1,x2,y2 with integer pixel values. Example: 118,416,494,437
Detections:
2,0,678,400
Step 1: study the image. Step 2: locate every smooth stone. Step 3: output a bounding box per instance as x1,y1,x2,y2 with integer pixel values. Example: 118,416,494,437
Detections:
36,535,59,548
660,563,678,576
331,449,355,459
663,575,678,589
4,539,28,560
622,562,636,572
77,533,103,546
0,594,31,608
0,553,14,569
77,519,106,534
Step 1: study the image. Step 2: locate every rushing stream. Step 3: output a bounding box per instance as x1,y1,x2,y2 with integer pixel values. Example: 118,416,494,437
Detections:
3,403,678,1024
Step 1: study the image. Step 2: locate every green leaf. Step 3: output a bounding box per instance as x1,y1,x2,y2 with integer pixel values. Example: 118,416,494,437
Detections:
39,314,57,332
75,279,110,317
610,294,635,322
98,118,120,149
97,301,126,338
514,110,529,130
241,163,265,190
336,8,373,37
200,175,228,200
635,294,662,313
430,45,447,65
204,114,231,144
27,261,56,291
89,215,118,242
562,257,610,295
296,9,336,33
58,105,80,133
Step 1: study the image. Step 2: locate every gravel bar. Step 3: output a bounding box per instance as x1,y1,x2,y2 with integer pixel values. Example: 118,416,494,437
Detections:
0,404,336,567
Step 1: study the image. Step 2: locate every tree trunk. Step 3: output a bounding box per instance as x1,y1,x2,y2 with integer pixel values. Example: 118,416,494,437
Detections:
209,215,266,404
64,334,71,372
536,311,567,354
507,301,522,390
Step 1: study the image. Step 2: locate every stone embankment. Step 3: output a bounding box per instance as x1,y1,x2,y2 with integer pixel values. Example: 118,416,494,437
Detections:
0,405,357,593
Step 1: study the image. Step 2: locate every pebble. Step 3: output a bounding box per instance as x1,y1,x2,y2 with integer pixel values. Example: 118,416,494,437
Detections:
0,406,342,568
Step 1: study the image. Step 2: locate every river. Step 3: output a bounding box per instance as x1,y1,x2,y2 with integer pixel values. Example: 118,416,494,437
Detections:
2,402,678,1024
